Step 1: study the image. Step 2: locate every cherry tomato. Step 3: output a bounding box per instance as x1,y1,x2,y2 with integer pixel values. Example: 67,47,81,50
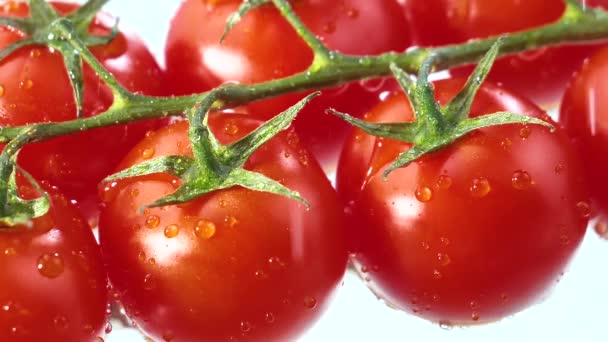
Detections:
165,0,411,168
560,46,608,218
0,182,107,342
0,1,164,217
98,115,347,341
338,78,589,324
402,0,608,105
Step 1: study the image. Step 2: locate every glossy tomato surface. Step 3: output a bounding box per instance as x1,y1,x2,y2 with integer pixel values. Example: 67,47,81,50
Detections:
99,115,347,341
0,1,163,216
0,183,108,342
338,79,589,324
560,46,608,218
403,0,608,105
165,0,410,167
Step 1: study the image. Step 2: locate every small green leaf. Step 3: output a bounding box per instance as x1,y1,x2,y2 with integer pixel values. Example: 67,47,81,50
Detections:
52,40,85,118
68,0,110,34
221,0,270,43
444,38,502,123
223,92,320,167
226,168,309,208
328,108,419,143
453,112,555,139
390,62,416,104
0,17,34,33
103,156,196,182
383,146,430,179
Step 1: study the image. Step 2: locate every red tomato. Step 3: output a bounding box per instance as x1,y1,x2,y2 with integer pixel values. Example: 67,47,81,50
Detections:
560,46,608,218
165,0,411,168
402,0,608,105
0,1,164,217
98,116,347,341
338,78,589,324
0,182,108,342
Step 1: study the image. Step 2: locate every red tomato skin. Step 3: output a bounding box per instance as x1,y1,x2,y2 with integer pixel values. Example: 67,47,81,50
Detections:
99,116,347,341
339,79,589,324
560,46,608,217
403,0,608,105
0,184,108,342
165,0,411,167
0,2,164,215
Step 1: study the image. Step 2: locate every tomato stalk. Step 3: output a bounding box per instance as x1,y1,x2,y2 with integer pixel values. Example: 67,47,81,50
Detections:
0,0,606,216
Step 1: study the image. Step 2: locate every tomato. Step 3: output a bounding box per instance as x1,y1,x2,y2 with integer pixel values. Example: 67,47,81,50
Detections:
98,115,347,341
165,0,411,168
0,1,164,217
402,0,608,105
338,78,589,324
560,46,608,219
0,182,108,341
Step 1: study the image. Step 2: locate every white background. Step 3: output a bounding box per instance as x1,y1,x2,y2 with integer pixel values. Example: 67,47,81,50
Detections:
73,1,608,341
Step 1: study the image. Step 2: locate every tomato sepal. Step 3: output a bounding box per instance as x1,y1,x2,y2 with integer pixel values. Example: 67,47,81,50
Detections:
221,0,270,43
103,155,195,183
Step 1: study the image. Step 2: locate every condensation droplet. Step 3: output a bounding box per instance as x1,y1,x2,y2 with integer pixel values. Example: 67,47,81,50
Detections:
470,177,491,198
19,79,33,90
519,126,531,139
164,224,180,239
30,49,41,58
240,321,252,333
162,331,175,342
265,312,275,323
0,85,5,97
436,175,452,190
511,170,532,190
145,215,160,229
576,201,591,218
432,269,443,279
105,322,113,334
437,253,451,266
143,274,155,290
268,256,287,271
595,221,608,239
224,215,239,228
471,311,480,321
421,241,431,251
37,253,64,278
415,186,433,202
440,237,450,246
194,220,216,240
137,251,146,263
500,138,512,150
304,296,317,309
555,162,565,174
439,321,453,330
53,316,69,330
4,247,16,256
346,8,359,18
130,188,140,198
322,22,336,34
224,122,239,136
142,148,155,160
470,301,479,310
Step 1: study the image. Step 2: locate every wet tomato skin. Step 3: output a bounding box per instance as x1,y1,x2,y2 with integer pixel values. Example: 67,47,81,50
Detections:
0,183,108,342
165,0,411,167
339,78,589,324
403,0,608,104
561,46,608,218
99,115,347,341
0,1,164,215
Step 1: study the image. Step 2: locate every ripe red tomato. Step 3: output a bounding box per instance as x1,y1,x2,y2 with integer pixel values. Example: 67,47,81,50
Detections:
338,78,589,324
165,0,411,168
98,116,347,341
0,182,108,342
402,0,608,105
560,46,608,218
0,1,164,217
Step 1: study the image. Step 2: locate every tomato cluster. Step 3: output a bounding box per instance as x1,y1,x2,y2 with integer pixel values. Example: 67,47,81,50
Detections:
0,0,606,341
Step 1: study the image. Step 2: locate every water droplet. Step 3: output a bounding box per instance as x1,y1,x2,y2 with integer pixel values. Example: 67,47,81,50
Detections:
240,321,252,333
436,175,452,190
37,253,64,278
470,301,479,310
30,49,41,58
440,237,450,246
268,256,287,271
4,247,16,256
143,274,155,290
265,312,275,323
511,170,532,190
432,294,441,302
519,126,531,139
0,85,5,97
346,8,359,18
470,177,491,198
322,22,336,34
555,162,565,174
145,215,160,229
360,266,369,273
162,331,175,342
137,251,146,263
19,79,33,90
105,322,113,334
224,122,239,136
224,215,239,228
142,148,155,160
500,138,512,150
421,241,431,251
437,253,451,266
595,221,608,239
439,321,453,330
164,224,180,238
432,269,442,279
130,188,140,198
576,201,591,218
53,316,69,330
194,220,216,240
304,296,317,309
95,337,104,342
471,311,480,321
415,186,433,202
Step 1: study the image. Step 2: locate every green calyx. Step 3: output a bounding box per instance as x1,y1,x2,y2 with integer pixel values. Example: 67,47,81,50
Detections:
330,39,554,179
0,0,117,119
104,91,319,211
